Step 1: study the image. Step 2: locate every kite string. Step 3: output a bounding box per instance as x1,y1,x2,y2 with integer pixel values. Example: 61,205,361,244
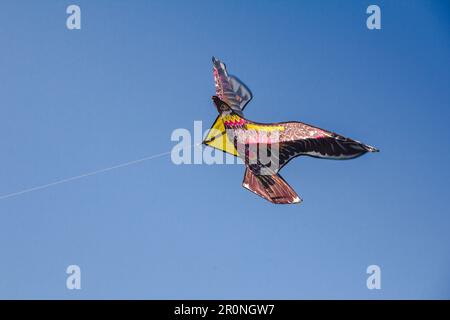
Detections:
0,143,201,201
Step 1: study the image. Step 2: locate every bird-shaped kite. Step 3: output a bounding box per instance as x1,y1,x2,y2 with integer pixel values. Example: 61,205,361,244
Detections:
203,57,378,204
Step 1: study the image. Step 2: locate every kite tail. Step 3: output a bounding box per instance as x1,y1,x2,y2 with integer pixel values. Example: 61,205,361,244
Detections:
242,169,302,204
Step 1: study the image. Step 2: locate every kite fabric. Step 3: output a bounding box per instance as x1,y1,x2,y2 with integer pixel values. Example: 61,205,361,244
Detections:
203,57,379,204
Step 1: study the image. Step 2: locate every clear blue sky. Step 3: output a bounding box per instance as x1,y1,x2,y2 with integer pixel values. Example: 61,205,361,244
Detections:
0,0,449,299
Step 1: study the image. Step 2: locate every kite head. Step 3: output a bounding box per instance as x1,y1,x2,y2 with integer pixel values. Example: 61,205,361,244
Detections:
212,96,232,115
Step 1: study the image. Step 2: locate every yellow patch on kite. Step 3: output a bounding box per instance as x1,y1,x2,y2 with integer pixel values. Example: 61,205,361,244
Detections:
246,123,285,132
203,116,239,156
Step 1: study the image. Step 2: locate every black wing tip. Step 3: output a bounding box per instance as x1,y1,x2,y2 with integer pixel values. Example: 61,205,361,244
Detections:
212,56,226,68
366,145,380,153
212,56,220,64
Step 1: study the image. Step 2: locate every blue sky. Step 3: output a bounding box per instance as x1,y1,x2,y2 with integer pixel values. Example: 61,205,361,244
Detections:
0,0,449,299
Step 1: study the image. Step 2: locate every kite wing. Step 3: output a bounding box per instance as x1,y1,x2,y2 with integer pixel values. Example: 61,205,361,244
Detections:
273,121,379,171
212,57,252,115
203,57,253,156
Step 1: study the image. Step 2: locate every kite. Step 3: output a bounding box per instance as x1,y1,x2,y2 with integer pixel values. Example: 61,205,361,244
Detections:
203,57,379,204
